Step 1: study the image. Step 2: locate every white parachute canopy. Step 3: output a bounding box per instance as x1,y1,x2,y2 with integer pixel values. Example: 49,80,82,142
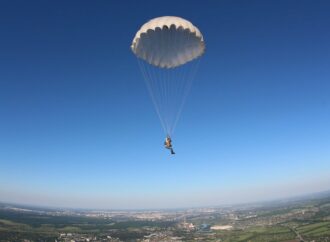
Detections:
132,16,205,135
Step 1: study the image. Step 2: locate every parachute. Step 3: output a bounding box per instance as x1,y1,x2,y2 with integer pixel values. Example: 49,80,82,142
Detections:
131,16,205,136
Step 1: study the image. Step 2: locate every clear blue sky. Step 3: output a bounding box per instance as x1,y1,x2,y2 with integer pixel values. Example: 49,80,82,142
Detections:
0,0,329,209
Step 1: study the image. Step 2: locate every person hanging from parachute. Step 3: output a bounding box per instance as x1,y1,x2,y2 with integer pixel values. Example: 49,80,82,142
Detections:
131,16,205,154
164,135,175,155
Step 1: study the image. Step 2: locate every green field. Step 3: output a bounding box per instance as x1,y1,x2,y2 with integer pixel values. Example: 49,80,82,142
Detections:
296,221,330,239
213,226,296,242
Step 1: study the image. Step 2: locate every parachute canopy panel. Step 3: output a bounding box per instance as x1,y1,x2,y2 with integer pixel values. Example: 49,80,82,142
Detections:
131,16,205,68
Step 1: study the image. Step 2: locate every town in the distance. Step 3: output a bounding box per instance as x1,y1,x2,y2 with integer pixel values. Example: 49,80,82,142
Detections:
0,191,329,242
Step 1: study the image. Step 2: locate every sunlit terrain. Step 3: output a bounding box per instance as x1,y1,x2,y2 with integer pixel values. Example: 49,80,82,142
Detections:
0,191,329,241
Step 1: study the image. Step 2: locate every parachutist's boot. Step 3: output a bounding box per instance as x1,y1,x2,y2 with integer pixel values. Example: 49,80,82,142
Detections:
171,148,175,155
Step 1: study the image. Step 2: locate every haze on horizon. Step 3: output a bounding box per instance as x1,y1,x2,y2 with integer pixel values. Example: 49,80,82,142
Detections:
0,0,329,210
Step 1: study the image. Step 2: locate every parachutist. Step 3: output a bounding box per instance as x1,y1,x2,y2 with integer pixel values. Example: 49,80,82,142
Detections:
164,136,175,155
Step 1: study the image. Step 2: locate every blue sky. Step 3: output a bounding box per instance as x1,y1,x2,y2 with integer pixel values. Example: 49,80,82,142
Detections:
0,0,330,209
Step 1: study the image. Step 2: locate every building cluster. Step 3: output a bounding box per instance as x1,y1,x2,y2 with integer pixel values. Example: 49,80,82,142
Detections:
138,231,183,242
57,233,121,242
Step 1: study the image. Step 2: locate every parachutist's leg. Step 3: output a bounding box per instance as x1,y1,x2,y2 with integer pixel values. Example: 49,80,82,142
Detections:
171,148,175,155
